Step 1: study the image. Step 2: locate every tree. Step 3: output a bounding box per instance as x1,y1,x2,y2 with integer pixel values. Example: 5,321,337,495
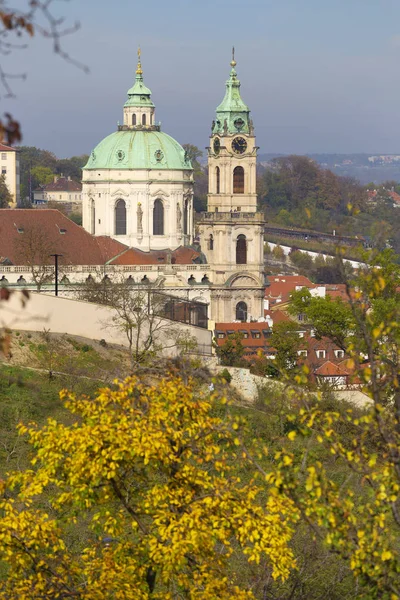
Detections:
271,244,285,261
269,321,301,375
78,280,198,369
55,155,88,181
13,223,65,291
214,331,245,367
30,165,54,187
0,375,297,598
265,251,400,596
0,173,12,207
183,144,207,213
289,287,354,350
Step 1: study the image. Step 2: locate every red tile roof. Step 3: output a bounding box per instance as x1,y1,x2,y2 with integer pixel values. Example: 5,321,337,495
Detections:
266,275,316,306
264,309,291,326
314,361,349,377
108,246,200,266
214,322,272,353
0,209,117,266
0,143,16,152
0,210,200,268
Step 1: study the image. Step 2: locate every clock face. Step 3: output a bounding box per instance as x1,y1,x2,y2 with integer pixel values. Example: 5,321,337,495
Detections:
232,137,247,155
213,138,220,155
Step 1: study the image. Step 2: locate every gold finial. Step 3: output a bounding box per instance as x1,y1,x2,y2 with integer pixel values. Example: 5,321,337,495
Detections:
230,46,236,68
136,46,143,75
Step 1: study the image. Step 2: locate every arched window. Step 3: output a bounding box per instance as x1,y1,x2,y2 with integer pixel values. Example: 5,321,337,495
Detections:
142,114,146,125
184,199,189,234
233,166,244,194
132,114,137,126
236,234,247,264
153,199,164,235
216,166,220,193
236,301,248,322
115,199,127,235
208,234,214,250
91,200,95,234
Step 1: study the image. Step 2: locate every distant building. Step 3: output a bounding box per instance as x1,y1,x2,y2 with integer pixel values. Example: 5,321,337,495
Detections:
0,143,20,206
33,176,82,205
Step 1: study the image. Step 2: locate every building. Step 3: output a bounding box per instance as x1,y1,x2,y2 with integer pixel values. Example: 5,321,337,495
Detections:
82,50,194,251
198,53,266,323
0,52,267,328
33,176,82,205
0,143,20,206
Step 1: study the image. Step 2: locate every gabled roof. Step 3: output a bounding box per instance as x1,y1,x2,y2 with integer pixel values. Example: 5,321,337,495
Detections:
0,143,16,152
315,361,349,377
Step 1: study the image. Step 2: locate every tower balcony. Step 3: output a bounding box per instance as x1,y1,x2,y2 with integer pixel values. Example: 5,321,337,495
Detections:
199,211,265,223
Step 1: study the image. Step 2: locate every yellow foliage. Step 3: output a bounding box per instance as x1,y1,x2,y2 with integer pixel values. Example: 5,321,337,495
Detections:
0,375,298,599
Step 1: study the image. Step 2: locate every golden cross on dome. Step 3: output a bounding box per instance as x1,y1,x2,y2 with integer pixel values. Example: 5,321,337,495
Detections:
136,46,143,75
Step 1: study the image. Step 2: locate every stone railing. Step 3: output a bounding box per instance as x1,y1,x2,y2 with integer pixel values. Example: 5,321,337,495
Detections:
200,212,264,221
0,264,211,275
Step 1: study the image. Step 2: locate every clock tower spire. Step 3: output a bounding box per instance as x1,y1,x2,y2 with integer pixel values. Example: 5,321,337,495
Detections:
199,54,266,324
207,54,257,213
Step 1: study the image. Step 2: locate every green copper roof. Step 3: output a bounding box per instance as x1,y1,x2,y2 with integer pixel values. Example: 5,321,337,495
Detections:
124,51,155,108
213,59,251,136
124,72,155,108
84,129,192,171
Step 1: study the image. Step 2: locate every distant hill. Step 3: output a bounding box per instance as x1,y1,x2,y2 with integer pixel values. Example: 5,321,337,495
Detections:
258,153,400,185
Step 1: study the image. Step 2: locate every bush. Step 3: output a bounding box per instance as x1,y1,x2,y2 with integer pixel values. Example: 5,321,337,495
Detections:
272,245,285,260
219,368,232,384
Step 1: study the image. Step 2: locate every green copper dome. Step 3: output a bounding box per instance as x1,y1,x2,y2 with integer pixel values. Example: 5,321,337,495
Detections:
84,129,192,171
84,50,192,172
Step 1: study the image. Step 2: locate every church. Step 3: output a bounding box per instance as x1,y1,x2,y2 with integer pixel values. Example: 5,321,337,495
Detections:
0,51,266,325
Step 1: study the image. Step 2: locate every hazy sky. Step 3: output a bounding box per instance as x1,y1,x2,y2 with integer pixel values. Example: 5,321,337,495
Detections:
5,0,400,157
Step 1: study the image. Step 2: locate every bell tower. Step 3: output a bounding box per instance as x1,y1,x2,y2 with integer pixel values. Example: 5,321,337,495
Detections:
199,51,266,324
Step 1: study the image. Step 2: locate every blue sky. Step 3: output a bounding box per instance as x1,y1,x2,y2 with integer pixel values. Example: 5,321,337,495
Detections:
5,0,400,157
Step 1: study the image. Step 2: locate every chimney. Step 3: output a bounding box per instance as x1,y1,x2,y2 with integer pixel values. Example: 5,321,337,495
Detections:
53,175,58,183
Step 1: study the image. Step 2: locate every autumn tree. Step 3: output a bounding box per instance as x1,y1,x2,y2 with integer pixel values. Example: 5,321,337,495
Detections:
269,320,302,376
0,375,297,599
265,250,400,597
78,280,198,368
214,331,245,367
14,223,65,291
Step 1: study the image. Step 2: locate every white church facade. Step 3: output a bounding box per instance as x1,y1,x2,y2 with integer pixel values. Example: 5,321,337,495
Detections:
0,51,266,325
82,51,194,251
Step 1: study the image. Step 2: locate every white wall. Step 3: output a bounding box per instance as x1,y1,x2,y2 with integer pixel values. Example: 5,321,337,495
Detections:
1,292,212,356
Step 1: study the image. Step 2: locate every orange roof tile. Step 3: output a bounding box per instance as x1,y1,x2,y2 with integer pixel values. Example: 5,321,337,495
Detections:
315,361,349,376
265,275,316,306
